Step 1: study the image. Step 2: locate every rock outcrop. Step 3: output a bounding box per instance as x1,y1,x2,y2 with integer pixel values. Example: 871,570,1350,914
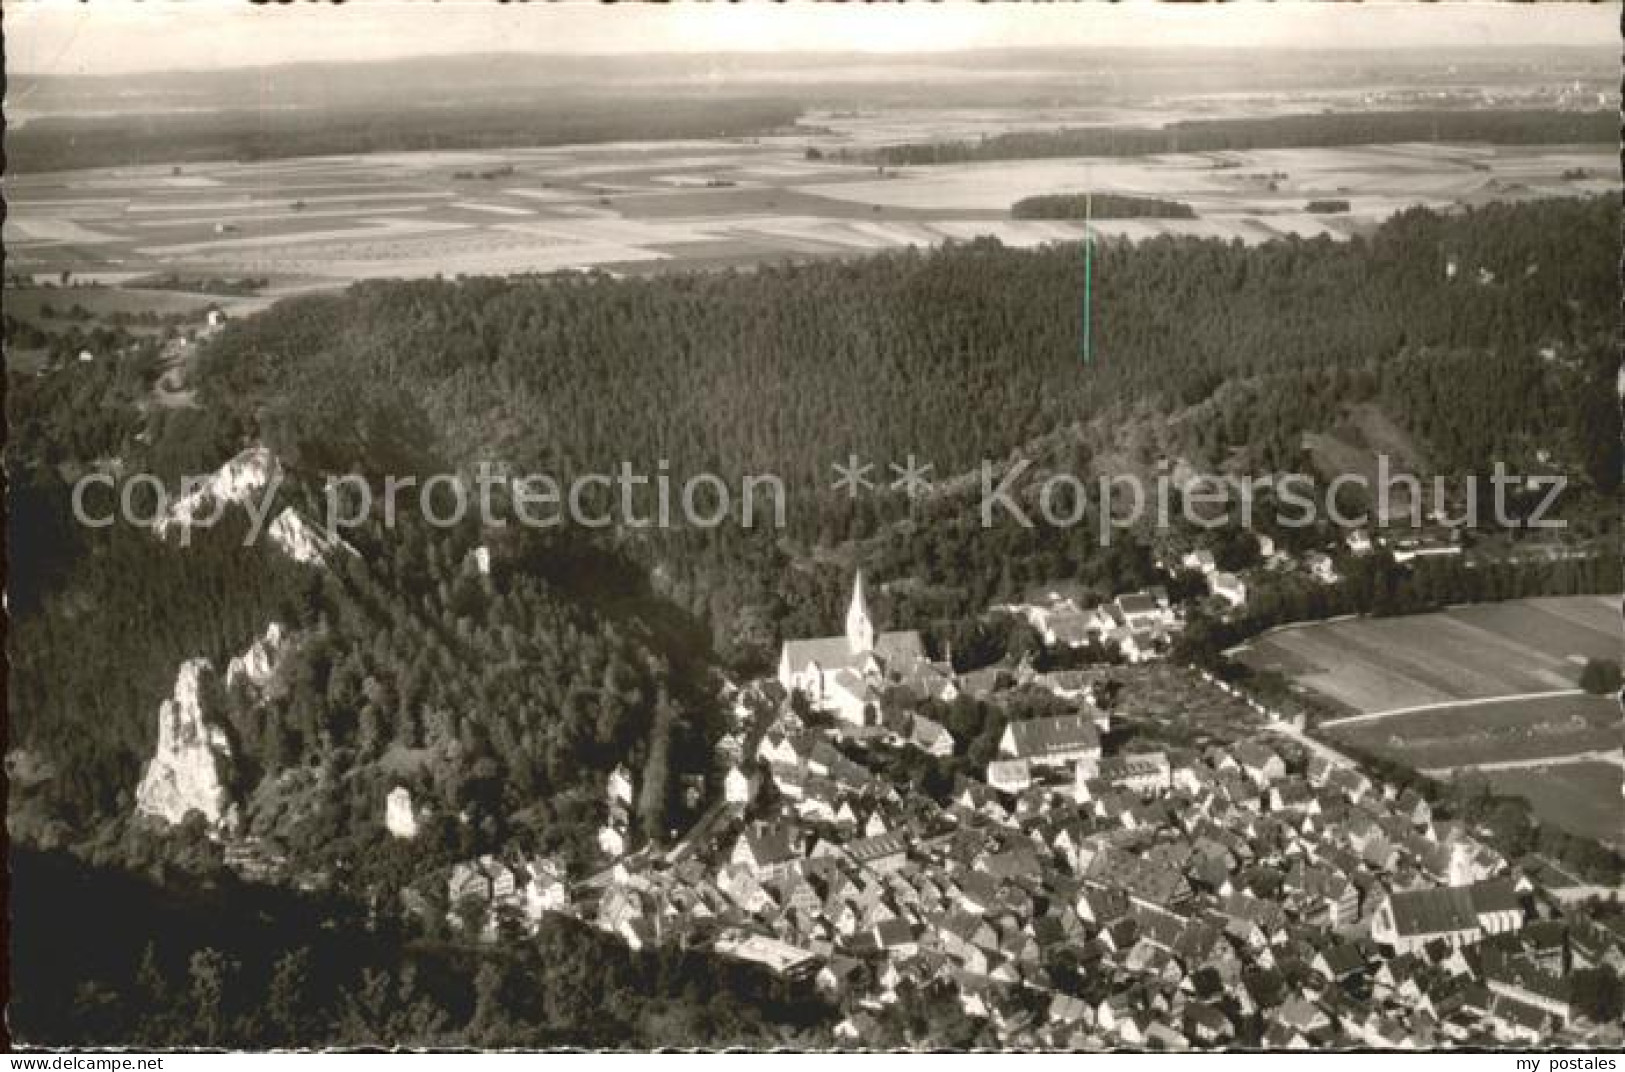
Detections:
137,623,297,833
385,786,419,839
135,660,236,830
156,446,281,536
269,507,354,566
225,621,293,695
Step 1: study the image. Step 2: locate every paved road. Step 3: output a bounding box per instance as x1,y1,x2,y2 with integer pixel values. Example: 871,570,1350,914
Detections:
1420,748,1624,777
1320,689,1586,728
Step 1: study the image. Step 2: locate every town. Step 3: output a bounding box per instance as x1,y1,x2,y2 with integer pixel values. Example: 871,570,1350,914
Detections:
412,571,1625,1050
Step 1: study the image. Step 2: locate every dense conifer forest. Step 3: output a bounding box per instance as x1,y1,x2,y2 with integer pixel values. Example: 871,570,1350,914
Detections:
843,109,1617,166
1011,193,1196,219
8,195,1618,848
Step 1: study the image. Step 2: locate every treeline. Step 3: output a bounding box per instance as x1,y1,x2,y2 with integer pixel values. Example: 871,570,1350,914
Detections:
9,848,835,1048
8,96,801,172
1011,193,1196,219
847,109,1617,166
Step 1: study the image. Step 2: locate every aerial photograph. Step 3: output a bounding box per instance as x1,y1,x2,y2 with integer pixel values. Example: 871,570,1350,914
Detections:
4,0,1622,1055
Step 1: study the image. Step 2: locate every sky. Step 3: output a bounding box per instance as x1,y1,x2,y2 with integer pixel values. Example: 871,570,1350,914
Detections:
6,0,1617,77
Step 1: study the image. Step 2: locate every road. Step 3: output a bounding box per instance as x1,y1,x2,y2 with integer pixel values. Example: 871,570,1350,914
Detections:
1420,748,1624,777
1263,718,1360,771
1319,689,1586,728
664,689,775,864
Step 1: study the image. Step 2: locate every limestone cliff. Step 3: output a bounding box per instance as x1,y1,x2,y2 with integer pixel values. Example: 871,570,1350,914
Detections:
225,621,292,696
269,507,354,566
137,623,297,832
134,659,237,830
155,446,281,536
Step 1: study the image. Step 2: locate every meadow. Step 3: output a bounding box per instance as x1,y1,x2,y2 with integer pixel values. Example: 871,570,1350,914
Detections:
1328,691,1621,769
1234,595,1619,715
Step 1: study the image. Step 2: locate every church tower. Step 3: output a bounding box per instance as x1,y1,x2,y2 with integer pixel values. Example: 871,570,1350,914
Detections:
845,571,875,655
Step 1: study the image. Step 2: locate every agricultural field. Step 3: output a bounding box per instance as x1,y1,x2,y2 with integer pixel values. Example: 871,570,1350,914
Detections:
5,116,1615,294
1238,595,1624,843
1233,595,1620,715
1327,691,1621,770
1475,762,1623,848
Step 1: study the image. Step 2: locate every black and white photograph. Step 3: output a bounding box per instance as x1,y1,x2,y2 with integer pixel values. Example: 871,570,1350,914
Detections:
4,0,1622,1056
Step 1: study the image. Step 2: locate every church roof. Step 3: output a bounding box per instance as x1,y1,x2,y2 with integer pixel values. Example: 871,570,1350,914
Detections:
781,630,925,673
782,636,862,672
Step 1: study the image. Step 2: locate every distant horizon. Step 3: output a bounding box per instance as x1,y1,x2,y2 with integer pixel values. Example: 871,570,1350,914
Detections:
12,41,1619,85
8,0,1617,77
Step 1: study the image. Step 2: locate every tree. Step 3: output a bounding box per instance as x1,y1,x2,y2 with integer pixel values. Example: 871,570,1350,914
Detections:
1579,658,1621,695
1570,967,1624,1023
187,947,234,1046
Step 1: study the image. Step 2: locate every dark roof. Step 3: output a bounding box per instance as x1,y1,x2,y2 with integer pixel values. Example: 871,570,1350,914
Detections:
1116,593,1158,616
1467,877,1520,916
743,827,798,866
1387,886,1480,937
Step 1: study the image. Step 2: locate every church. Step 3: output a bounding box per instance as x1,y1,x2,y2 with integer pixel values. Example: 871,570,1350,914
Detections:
777,572,952,724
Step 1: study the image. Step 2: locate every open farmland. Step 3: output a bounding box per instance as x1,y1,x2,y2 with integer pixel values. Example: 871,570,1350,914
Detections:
1232,595,1620,716
5,120,1615,294
1327,692,1621,770
1476,762,1624,848
1234,595,1624,841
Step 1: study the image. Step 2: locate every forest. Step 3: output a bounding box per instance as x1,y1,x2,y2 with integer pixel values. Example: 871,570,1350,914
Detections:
843,108,1617,166
6,95,801,172
1011,193,1196,219
187,195,1619,654
5,195,1618,892
9,848,834,1048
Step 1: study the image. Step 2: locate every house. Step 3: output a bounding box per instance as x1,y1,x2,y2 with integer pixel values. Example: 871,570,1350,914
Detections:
777,573,929,724
1484,956,1572,1025
598,822,627,859
1114,592,1166,632
1304,551,1339,584
1000,715,1101,768
1234,741,1287,786
714,932,821,979
1486,993,1551,1043
724,766,753,806
844,832,910,875
1092,752,1171,797
908,715,955,757
1370,880,1523,955
987,758,1033,794
607,764,635,807
732,826,800,880
1208,572,1248,608
1182,549,1218,574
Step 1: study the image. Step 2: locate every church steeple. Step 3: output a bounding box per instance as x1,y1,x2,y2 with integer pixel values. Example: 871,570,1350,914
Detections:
845,571,875,654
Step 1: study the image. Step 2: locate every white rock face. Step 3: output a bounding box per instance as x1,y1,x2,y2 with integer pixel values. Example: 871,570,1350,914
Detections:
156,446,281,536
225,621,291,694
385,786,419,839
135,660,236,829
269,507,355,565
